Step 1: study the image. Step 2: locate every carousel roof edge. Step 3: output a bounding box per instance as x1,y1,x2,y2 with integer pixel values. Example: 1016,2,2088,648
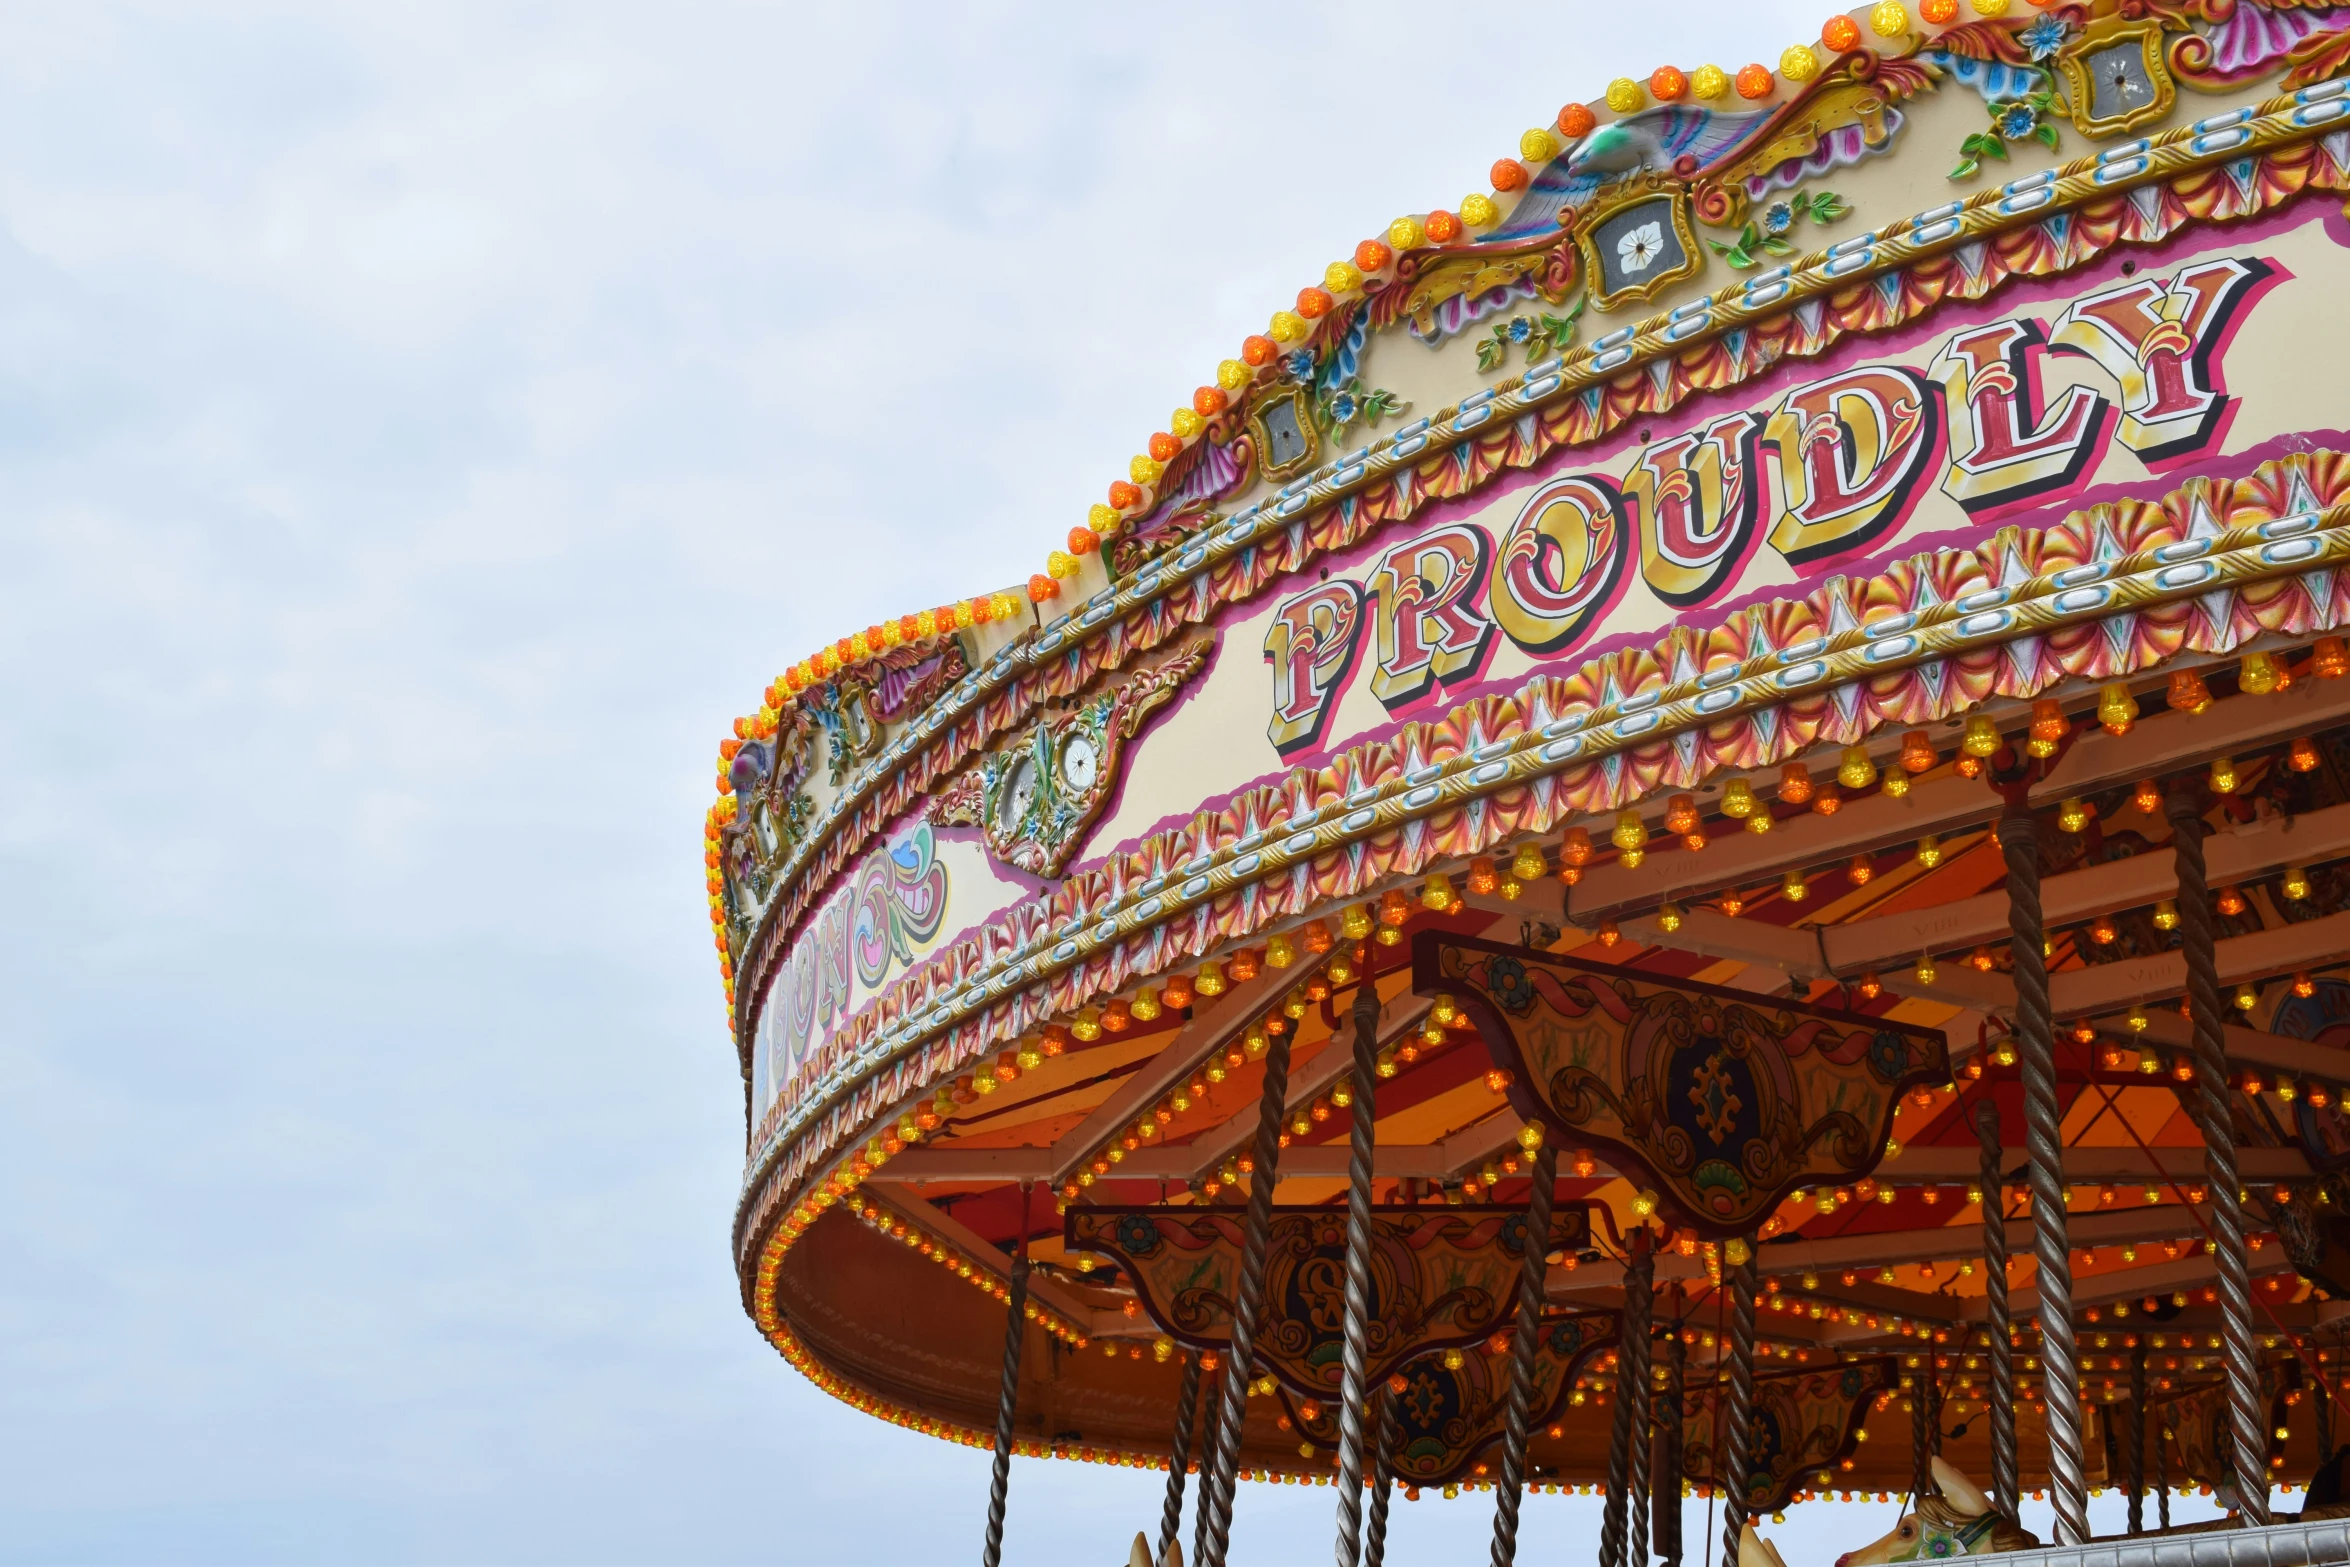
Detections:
710,64,2350,1077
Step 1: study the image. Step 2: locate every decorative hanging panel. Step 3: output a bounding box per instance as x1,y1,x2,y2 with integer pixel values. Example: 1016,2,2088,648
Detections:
1066,1203,1590,1396
1680,1358,1900,1514
1418,933,1949,1238
1282,1311,1620,1487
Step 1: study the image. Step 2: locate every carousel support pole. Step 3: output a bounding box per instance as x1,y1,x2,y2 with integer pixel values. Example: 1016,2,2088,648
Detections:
2101,1403,2122,1506
2164,780,2272,1527
2000,794,2090,1545
1334,984,1383,1567
1160,1352,1204,1563
1657,1309,1687,1567
1366,1391,1398,1567
1629,1229,1654,1567
1602,1229,1652,1567
1193,1365,1221,1567
2157,1418,2172,1531
1715,1241,1759,1567
1197,1024,1299,1567
1974,1101,2019,1520
2128,1342,2147,1536
1487,1137,1559,1567
2321,1347,2338,1461
980,1191,1033,1567
1912,1372,1932,1503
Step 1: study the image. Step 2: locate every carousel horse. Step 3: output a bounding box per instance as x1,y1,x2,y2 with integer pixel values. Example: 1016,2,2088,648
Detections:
1738,1457,2038,1567
1122,1532,1182,1567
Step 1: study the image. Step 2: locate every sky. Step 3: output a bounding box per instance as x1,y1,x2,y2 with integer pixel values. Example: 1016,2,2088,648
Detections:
0,4,2243,1563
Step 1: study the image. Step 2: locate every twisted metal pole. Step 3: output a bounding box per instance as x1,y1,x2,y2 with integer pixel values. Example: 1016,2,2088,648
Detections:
1628,1232,1655,1567
1334,985,1383,1567
1488,1139,1558,1567
1194,1366,1220,1567
1912,1369,1932,1503
1715,1244,1758,1567
980,1206,1032,1567
1658,1317,1686,1567
1601,1239,1638,1567
2165,781,2271,1526
2001,800,2089,1545
1974,1100,2019,1520
2157,1415,2172,1531
1160,1353,1204,1562
1198,1025,1298,1567
1366,1391,1398,1567
2128,1342,2146,1536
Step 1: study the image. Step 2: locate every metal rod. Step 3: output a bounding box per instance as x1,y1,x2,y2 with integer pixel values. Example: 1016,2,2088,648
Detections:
1602,1230,1639,1567
1912,1369,1931,1503
2102,1403,2122,1508
1715,1243,1759,1567
981,1206,1032,1567
1974,1100,2019,1520
1488,1138,1558,1567
2164,781,2271,1527
1194,1368,1219,1567
1161,1353,1204,1562
1335,985,1383,1567
1366,1391,1397,1567
1657,1313,1686,1567
2128,1343,2147,1536
2002,800,2090,1545
1197,1026,1299,1567
2158,1416,2171,1532
1629,1231,1655,1567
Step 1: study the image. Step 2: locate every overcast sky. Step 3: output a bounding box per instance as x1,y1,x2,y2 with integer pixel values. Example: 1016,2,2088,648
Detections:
0,4,2236,1563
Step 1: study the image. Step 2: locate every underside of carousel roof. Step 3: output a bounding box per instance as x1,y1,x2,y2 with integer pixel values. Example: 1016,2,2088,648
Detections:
706,0,2350,1554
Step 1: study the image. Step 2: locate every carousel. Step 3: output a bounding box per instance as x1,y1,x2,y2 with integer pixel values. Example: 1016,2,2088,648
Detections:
708,4,2350,1562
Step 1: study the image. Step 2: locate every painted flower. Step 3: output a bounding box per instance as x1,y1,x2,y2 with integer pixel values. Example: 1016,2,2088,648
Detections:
2020,15,2067,59
1326,388,1361,425
1503,315,1536,344
1998,102,2041,140
1484,954,1538,1015
1113,1214,1162,1256
1762,200,1796,235
1867,1029,1912,1084
1281,348,1316,383
1616,220,1665,275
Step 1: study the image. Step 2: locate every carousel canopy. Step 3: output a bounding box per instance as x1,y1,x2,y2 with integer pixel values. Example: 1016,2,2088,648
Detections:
706,2,2350,1558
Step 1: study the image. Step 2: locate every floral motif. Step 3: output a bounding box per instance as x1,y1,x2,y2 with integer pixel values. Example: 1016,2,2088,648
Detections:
1705,189,1849,270
1483,954,1538,1015
1475,301,1585,372
2020,14,2068,61
1280,348,1317,384
1617,221,1666,274
1951,86,2062,179
1866,1030,1914,1084
1317,377,1407,434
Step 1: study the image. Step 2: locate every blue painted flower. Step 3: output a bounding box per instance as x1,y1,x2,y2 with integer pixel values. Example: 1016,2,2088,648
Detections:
1113,1213,1161,1257
1326,389,1361,424
1484,954,1538,1015
1762,200,1796,234
1281,348,1316,383
2020,16,2067,59
1867,1030,1912,1084
1999,102,2041,140
1504,315,1536,344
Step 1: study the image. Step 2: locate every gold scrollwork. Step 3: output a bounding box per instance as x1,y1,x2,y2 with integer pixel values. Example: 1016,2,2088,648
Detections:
2060,16,2176,138
1574,174,1704,313
1246,383,1320,482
